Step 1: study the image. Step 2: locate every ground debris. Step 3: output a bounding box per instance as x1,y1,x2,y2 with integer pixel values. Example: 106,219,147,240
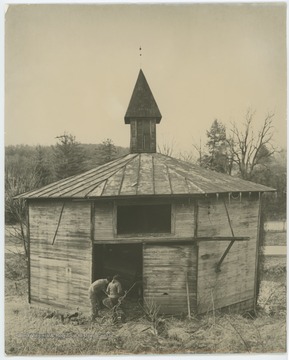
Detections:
257,280,286,315
116,322,155,338
167,327,190,342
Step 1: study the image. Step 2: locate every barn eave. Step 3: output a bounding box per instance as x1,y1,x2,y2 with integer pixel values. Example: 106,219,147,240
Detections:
15,152,275,200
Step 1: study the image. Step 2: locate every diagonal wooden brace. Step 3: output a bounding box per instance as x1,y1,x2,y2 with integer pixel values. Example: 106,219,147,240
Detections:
215,200,238,272
51,202,65,245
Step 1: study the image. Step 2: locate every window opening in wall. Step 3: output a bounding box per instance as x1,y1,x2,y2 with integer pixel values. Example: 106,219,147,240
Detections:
117,204,171,234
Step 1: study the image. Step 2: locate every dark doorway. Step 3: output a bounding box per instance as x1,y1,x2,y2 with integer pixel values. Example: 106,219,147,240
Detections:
92,243,143,298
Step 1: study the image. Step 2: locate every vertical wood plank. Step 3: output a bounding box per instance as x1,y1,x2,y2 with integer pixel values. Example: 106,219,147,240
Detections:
253,196,262,311
27,200,31,304
90,201,95,283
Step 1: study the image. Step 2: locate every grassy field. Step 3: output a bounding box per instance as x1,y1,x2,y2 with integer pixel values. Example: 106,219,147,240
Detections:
4,228,287,356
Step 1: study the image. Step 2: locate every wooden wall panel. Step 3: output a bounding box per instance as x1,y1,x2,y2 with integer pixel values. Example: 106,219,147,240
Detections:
29,200,92,312
93,199,194,242
196,197,259,313
143,244,197,314
130,119,156,153
174,200,194,237
198,197,259,238
94,202,114,239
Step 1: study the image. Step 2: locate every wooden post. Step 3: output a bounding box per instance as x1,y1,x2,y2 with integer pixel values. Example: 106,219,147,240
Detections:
26,200,31,304
186,272,191,319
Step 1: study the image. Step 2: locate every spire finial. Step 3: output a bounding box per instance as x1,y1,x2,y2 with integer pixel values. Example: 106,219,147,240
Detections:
139,46,142,68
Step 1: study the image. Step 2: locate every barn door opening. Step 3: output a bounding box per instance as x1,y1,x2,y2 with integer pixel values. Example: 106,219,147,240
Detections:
92,243,143,298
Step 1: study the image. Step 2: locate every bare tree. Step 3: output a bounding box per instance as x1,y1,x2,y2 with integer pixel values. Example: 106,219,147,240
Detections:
158,138,176,157
227,109,275,180
191,138,203,165
177,150,195,164
5,162,38,257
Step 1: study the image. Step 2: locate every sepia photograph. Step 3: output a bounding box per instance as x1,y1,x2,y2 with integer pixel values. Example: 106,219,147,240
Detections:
4,2,287,357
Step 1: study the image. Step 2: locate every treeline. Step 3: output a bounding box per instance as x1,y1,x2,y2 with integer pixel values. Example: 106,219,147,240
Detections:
158,110,286,220
5,134,129,224
6,114,286,226
189,111,286,221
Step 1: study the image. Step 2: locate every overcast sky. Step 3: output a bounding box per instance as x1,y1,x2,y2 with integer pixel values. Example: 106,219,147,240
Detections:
5,3,287,154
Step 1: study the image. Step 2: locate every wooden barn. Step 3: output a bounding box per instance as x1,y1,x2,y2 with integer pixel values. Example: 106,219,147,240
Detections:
17,69,274,315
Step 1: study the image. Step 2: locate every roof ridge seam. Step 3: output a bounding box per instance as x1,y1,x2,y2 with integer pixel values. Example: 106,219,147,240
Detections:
41,163,128,198
166,164,173,195
17,152,133,198
135,154,141,196
85,154,139,198
152,154,155,195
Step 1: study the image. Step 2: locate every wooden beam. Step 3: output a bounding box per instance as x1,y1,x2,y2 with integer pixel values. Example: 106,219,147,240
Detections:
197,236,249,241
194,200,198,238
215,200,236,272
27,202,31,304
51,202,65,245
254,193,263,312
186,272,191,319
90,201,95,283
92,236,250,245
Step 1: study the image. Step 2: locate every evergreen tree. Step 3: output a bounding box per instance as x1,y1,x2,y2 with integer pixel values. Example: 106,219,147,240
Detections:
34,145,53,186
53,133,86,180
203,119,231,174
97,138,117,165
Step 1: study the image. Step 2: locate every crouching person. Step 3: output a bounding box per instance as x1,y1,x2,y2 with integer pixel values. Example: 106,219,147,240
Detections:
88,276,111,320
103,275,123,309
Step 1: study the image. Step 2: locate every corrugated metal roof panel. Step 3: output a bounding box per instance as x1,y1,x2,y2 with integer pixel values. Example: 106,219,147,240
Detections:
101,167,125,197
137,154,154,195
153,156,172,195
119,155,139,196
16,152,275,199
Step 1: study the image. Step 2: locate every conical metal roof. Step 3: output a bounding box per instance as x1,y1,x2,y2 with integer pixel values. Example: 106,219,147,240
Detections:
16,152,275,199
124,69,162,124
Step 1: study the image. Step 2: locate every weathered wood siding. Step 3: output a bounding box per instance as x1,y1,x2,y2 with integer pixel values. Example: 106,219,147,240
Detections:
174,201,194,237
29,200,92,312
94,201,115,240
196,197,260,313
143,244,197,314
130,119,156,153
93,199,194,242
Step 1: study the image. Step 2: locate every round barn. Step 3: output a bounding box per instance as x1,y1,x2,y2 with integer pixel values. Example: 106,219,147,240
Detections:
17,69,274,315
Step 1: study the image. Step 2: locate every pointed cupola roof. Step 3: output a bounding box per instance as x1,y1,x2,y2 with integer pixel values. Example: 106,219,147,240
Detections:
124,69,162,124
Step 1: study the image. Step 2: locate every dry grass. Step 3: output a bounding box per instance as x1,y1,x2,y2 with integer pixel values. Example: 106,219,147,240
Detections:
4,229,286,356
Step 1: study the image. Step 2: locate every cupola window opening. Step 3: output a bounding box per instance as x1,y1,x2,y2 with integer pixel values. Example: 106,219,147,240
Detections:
117,204,171,234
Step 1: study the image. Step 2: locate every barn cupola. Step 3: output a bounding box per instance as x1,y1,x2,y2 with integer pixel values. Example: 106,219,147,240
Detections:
125,69,162,153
